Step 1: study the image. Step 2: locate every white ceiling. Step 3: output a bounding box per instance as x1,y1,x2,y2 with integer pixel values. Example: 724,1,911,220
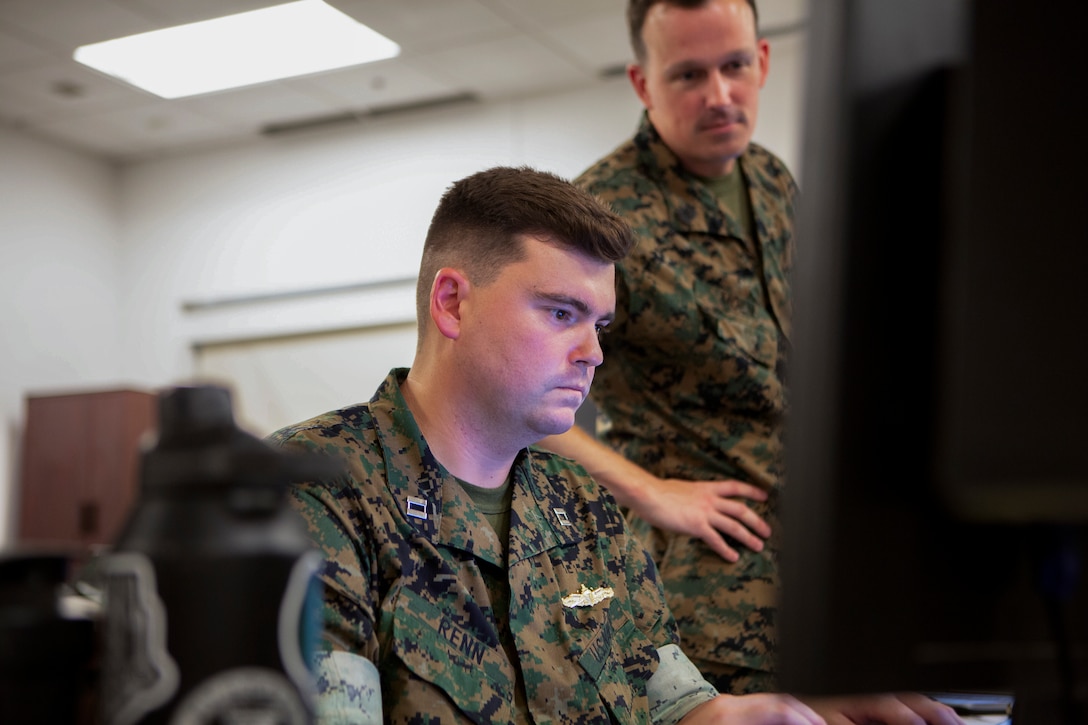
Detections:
0,0,807,164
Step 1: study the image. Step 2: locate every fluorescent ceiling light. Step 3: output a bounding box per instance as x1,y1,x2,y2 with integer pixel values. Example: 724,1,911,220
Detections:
73,0,400,99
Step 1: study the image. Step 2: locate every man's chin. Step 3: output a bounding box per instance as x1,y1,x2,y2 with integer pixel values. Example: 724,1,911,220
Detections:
532,412,579,439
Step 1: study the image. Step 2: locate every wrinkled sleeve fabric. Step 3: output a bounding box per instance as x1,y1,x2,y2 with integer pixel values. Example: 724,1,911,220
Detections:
647,644,720,725
311,650,382,725
273,421,384,722
285,480,379,660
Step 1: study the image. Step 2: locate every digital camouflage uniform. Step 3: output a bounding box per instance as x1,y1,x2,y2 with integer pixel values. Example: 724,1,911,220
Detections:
576,115,797,692
269,369,716,723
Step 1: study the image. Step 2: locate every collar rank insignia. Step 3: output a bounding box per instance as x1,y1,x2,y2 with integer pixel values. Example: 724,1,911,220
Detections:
406,496,429,520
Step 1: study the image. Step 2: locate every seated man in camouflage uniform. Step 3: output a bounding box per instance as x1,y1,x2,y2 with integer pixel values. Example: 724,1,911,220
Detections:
270,166,962,725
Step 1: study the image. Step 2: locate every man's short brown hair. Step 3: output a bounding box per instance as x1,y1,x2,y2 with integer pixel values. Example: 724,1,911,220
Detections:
415,166,634,335
627,0,759,63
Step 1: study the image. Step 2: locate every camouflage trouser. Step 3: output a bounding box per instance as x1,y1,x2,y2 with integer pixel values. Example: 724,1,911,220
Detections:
695,658,778,696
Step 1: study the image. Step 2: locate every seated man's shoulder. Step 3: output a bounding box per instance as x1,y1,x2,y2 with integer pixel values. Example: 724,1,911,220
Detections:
530,445,595,483
269,403,376,451
529,447,626,529
268,405,392,503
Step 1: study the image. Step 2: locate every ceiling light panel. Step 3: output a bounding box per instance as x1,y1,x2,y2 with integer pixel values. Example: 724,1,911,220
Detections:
73,0,400,99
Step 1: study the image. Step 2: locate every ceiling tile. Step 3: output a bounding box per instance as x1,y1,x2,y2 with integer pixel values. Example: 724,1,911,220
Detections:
0,25,56,70
0,82,49,125
117,0,295,27
416,33,593,100
179,81,346,128
285,58,456,111
1,0,787,160
34,100,243,159
0,58,156,121
328,0,512,55
0,0,159,50
485,0,626,27
538,11,632,73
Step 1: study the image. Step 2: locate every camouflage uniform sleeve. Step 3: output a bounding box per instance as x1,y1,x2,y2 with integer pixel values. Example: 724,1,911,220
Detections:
621,513,682,652
277,426,384,720
311,651,382,724
290,480,387,721
646,644,719,725
287,480,378,659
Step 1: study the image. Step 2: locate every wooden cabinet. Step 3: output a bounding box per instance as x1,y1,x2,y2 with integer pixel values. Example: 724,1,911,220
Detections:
17,389,157,553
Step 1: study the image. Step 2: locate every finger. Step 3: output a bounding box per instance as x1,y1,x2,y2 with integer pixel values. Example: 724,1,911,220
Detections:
895,693,965,725
708,512,767,552
699,527,740,562
782,695,827,725
707,480,769,501
714,499,772,538
842,697,925,725
816,711,853,725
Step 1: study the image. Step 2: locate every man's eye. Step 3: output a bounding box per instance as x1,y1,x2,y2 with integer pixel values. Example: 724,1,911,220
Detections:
553,309,571,321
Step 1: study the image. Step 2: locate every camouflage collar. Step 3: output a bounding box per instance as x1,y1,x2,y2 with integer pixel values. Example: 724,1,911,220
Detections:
633,113,763,243
369,369,589,566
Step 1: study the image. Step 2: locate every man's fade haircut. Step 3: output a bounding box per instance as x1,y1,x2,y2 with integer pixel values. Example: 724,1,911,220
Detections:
415,165,635,335
627,0,759,63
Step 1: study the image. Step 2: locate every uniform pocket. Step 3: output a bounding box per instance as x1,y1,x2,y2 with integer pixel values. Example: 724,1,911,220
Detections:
389,587,513,723
563,598,653,724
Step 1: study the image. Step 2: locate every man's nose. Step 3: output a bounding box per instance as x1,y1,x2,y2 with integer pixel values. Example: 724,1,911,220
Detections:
707,70,731,107
574,327,604,368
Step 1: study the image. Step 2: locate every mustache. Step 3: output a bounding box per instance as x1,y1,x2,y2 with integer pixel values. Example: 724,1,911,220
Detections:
698,109,746,129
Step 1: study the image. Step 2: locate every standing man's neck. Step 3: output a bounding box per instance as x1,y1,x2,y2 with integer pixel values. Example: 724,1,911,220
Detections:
681,155,738,180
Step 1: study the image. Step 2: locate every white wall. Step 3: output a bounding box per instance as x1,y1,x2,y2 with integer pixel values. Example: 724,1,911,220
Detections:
115,80,642,387
0,125,126,542
0,27,806,546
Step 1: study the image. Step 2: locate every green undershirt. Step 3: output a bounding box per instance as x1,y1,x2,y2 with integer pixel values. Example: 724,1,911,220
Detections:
700,161,754,242
457,476,528,720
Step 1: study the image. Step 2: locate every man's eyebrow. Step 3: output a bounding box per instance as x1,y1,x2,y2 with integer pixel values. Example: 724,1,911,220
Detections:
664,59,702,77
534,291,614,322
667,50,753,75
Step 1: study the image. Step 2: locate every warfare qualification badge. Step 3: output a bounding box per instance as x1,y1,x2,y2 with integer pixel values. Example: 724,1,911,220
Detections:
562,584,615,608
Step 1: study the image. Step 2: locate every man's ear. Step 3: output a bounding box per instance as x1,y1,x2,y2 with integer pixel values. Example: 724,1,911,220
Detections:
627,62,653,110
429,267,469,340
757,37,770,89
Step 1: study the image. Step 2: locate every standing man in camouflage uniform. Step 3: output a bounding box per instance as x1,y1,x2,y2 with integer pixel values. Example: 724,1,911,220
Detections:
268,167,961,725
541,0,795,695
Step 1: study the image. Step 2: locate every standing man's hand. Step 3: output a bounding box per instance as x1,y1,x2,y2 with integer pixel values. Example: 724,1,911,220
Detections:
538,427,771,562
628,474,770,562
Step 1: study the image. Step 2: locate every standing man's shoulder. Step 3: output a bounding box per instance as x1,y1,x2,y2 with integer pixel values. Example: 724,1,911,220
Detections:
575,132,671,231
575,136,646,198
743,142,799,198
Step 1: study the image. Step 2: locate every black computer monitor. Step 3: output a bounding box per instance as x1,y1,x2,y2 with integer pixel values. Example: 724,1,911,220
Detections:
778,1,1088,722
